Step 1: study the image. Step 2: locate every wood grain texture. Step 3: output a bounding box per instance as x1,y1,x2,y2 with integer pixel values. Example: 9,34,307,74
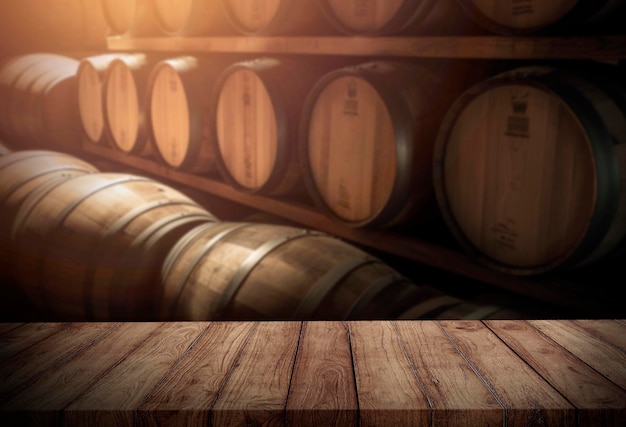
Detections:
0,323,66,363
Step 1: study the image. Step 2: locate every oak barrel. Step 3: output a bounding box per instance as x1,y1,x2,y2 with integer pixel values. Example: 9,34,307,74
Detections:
221,0,334,35
10,172,218,321
0,150,99,282
103,53,155,156
152,0,235,35
212,57,336,196
100,0,160,36
299,60,474,228
455,0,626,35
159,222,436,320
318,0,473,36
0,54,81,151
78,54,136,145
434,65,626,275
148,55,234,173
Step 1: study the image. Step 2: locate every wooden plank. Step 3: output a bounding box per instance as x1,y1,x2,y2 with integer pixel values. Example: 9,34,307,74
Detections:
349,321,429,426
394,321,503,426
0,323,117,402
0,323,66,363
439,320,575,426
487,320,626,427
211,322,300,427
137,322,256,427
106,35,626,60
63,322,207,426
571,319,626,353
529,320,626,389
286,321,358,427
0,323,158,427
0,323,23,335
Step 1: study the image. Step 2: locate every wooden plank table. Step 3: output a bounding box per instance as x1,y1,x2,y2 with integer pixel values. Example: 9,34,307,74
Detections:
0,320,624,426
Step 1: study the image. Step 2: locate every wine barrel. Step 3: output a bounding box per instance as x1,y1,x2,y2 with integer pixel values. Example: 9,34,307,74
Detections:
0,0,107,53
455,0,626,35
100,0,160,36
10,172,218,321
212,57,338,196
0,54,81,151
221,0,335,35
299,60,477,228
434,65,626,275
0,150,99,282
78,54,136,145
159,221,437,320
147,55,235,173
103,53,155,156
318,0,473,36
152,0,235,36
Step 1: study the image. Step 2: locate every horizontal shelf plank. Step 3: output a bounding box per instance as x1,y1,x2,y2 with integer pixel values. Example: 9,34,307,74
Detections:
82,143,623,317
107,35,626,60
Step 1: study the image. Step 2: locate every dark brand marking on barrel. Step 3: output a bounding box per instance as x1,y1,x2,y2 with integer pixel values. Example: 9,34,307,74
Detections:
491,221,519,251
506,90,530,138
344,79,359,116
512,0,534,16
338,179,351,210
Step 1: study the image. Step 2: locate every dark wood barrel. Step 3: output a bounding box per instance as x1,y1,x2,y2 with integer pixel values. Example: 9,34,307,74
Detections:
455,0,626,35
10,172,218,321
152,0,236,35
434,65,626,275
147,55,235,174
0,54,81,151
159,222,439,320
0,0,107,53
0,150,99,284
211,57,337,196
318,0,473,36
221,0,335,35
103,53,155,157
299,60,477,228
78,54,135,146
100,0,160,36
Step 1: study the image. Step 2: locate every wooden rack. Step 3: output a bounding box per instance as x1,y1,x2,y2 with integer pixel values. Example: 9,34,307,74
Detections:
88,34,626,318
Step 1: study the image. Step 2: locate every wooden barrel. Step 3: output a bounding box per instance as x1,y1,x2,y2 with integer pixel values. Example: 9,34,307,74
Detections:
0,150,99,282
221,0,335,35
318,0,473,36
212,57,337,196
0,54,81,151
100,0,160,36
0,0,107,53
147,55,235,173
159,221,447,320
455,0,626,35
434,65,626,275
10,172,218,321
152,0,235,36
299,60,476,228
103,53,155,156
78,54,135,146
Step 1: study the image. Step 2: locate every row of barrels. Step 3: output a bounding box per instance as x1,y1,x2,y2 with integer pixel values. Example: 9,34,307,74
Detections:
2,52,626,277
0,149,535,321
103,0,625,37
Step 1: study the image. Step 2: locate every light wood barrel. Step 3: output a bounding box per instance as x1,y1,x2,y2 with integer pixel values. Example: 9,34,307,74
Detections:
152,0,235,36
100,0,160,36
434,65,626,275
103,54,155,156
318,0,473,36
10,172,218,321
0,54,81,151
159,221,447,320
300,60,474,228
0,0,107,53
148,55,237,173
456,0,626,35
212,57,335,196
0,150,98,282
221,0,334,35
78,54,135,145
